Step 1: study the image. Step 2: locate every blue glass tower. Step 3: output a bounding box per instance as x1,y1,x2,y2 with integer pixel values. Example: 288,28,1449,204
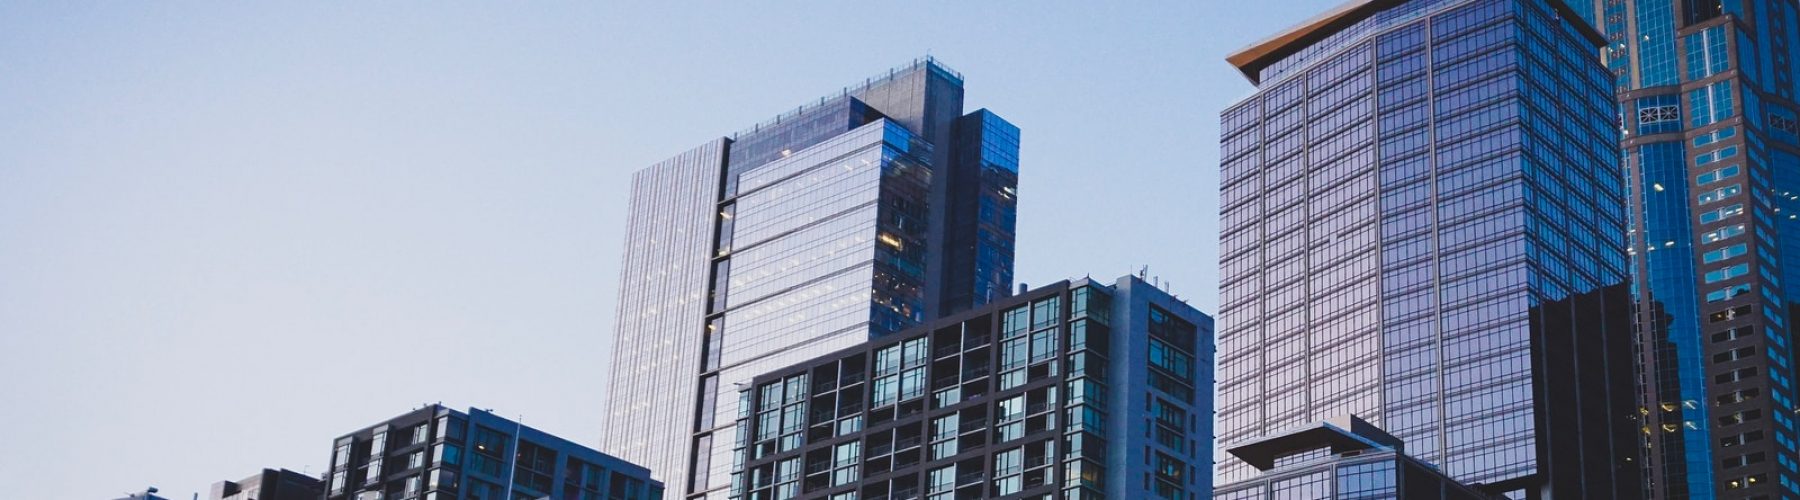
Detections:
1216,0,1640,498
1583,0,1800,497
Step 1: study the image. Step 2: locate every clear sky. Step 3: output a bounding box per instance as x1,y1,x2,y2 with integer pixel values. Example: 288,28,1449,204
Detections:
0,2,1338,498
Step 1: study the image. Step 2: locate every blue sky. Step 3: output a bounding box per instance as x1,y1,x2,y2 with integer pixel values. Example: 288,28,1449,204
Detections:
0,2,1337,497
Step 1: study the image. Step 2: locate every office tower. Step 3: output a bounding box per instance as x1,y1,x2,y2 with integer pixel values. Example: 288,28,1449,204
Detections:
324,405,660,500
1216,0,1640,498
1214,416,1499,499
729,276,1213,500
210,469,324,500
600,57,1019,499
1580,0,1800,496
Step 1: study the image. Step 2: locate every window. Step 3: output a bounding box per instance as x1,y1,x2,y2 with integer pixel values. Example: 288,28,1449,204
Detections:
365,459,382,484
898,368,924,402
1638,95,1683,134
1696,146,1739,165
1723,453,1766,469
1002,306,1030,338
1715,366,1758,383
1710,305,1753,323
1724,473,1767,490
1149,398,1185,430
428,468,457,490
1713,326,1754,343
1721,431,1765,447
871,375,900,407
1699,204,1743,224
1684,26,1730,80
1704,224,1746,243
832,442,860,486
874,345,901,376
1694,126,1736,147
928,466,956,493
1148,340,1193,381
1698,164,1741,184
412,425,428,445
1772,114,1799,136
1717,388,1760,405
1704,244,1747,263
1698,184,1741,204
1708,284,1752,302
1031,297,1061,329
1715,346,1757,363
1705,264,1750,283
433,443,460,466
1639,104,1681,125
1718,409,1763,426
1000,338,1028,370
1689,81,1734,127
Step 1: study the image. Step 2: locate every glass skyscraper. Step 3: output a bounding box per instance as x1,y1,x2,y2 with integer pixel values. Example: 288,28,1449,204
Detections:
1579,0,1800,497
1216,0,1640,498
600,58,1019,499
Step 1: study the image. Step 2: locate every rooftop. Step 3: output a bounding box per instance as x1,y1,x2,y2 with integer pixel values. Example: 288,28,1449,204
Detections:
1225,0,1606,84
731,56,962,139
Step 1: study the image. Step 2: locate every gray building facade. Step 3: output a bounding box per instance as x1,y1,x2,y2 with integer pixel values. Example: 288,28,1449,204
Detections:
600,57,1019,499
1216,0,1640,498
324,405,659,500
730,275,1213,500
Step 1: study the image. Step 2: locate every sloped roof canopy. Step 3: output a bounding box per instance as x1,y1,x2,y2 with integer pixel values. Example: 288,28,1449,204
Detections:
1224,415,1404,470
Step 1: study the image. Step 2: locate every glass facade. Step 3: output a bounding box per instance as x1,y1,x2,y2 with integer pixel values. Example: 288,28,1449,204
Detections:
1590,0,1800,496
941,110,1020,315
1212,418,1496,500
600,58,1020,499
326,405,660,500
1215,453,1493,500
604,139,729,498
729,276,1213,500
1219,0,1638,498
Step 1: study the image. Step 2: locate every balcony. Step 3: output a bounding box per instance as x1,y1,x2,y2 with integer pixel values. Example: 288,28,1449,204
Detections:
841,372,866,386
959,418,988,433
934,343,962,358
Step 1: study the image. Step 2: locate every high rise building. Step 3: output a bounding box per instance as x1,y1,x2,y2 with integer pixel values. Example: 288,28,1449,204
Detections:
729,276,1213,500
599,57,1019,499
210,469,324,500
323,405,660,500
1579,0,1800,497
1215,0,1640,498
